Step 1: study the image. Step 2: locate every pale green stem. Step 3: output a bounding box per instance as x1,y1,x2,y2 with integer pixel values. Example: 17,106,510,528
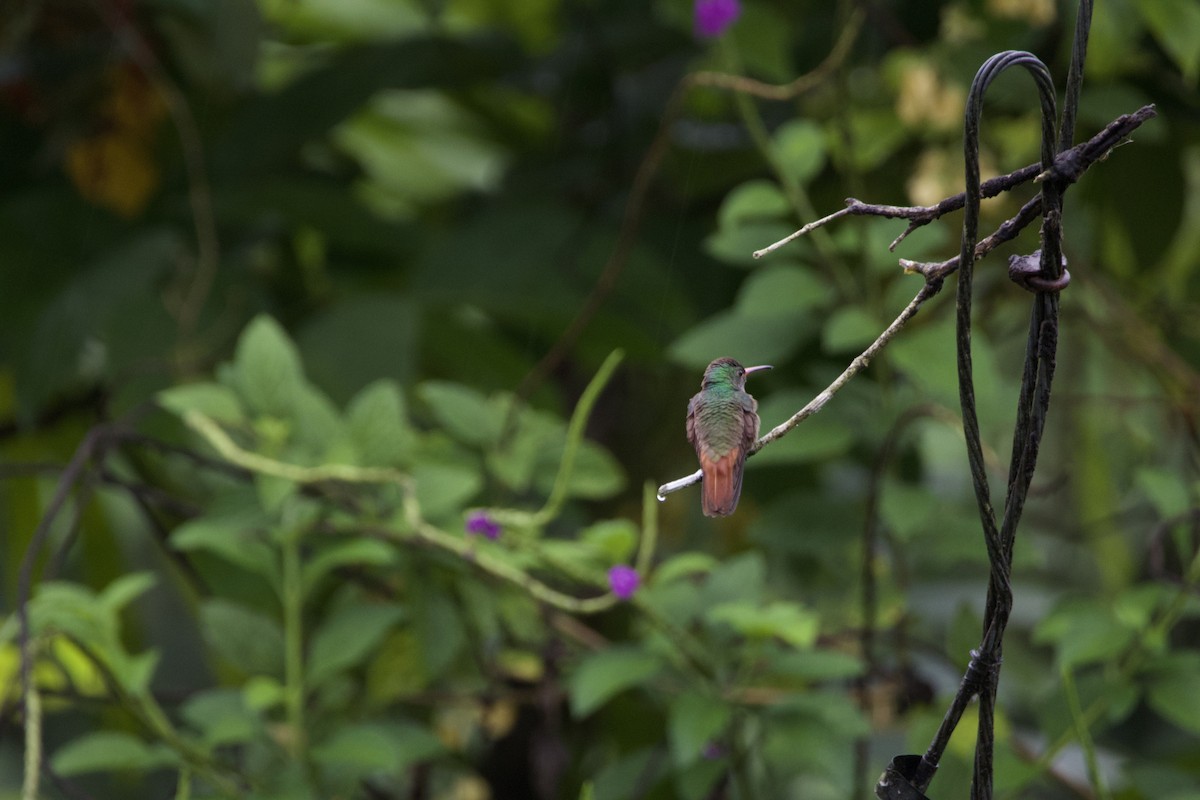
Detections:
489,350,625,530
281,531,307,761
175,766,193,800
21,684,40,800
636,482,658,577
184,410,409,488
1061,665,1110,800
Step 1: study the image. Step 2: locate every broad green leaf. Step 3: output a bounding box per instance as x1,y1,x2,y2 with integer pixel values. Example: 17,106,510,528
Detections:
705,221,802,267
745,419,855,467
97,572,156,614
1138,0,1200,82
1146,652,1200,735
181,688,262,747
412,590,465,677
297,293,420,406
653,552,719,585
310,721,443,772
1033,601,1135,669
580,519,638,563
822,305,880,352
545,440,626,500
309,602,406,687
289,383,346,457
768,649,864,681
706,600,819,648
700,552,766,609
735,265,836,317
199,599,285,677
417,381,503,446
212,37,516,176
157,382,245,424
413,462,483,518
1135,466,1191,519
347,380,416,468
718,180,789,229
773,120,827,185
668,310,815,370
569,647,663,717
52,732,176,776
488,408,558,492
172,497,278,583
302,539,397,596
590,748,662,800
669,692,731,767
233,315,306,418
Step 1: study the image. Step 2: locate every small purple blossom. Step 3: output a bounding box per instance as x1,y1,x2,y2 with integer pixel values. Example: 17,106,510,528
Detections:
607,565,640,600
701,741,726,760
465,511,501,541
694,0,741,39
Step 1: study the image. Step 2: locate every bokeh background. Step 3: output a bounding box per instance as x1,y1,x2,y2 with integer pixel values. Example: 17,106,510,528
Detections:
2,0,1199,798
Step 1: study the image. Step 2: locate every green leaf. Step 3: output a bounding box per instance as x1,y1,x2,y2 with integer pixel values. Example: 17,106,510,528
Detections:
705,221,803,267
157,382,245,424
706,600,820,648
668,309,815,370
773,120,827,185
171,494,278,583
309,602,406,687
52,732,176,776
97,572,156,614
310,721,443,773
822,305,880,352
745,418,854,467
580,519,638,562
1135,466,1191,519
653,552,719,585
418,381,503,446
768,649,864,681
181,688,262,747
488,406,559,492
297,293,421,406
669,692,731,767
569,647,663,717
233,315,306,417
199,599,286,677
735,265,836,317
1033,601,1135,669
212,37,517,176
1138,0,1200,82
718,180,789,229
347,380,416,468
289,383,346,456
549,440,626,500
302,539,397,596
413,461,483,518
700,552,766,609
1146,652,1200,735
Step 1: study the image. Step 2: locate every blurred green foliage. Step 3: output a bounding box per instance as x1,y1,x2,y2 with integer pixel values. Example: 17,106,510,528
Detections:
2,0,1200,798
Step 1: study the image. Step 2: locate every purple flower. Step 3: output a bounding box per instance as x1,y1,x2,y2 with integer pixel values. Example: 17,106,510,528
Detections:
702,741,726,760
607,565,640,600
465,511,501,540
694,0,741,39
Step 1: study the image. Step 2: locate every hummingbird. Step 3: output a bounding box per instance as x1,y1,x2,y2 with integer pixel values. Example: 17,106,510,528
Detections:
686,358,772,517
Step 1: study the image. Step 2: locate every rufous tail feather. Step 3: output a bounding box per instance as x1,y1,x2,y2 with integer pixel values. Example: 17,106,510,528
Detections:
699,451,744,517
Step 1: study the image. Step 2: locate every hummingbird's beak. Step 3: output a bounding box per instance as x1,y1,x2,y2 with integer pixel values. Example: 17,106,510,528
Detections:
744,365,773,375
